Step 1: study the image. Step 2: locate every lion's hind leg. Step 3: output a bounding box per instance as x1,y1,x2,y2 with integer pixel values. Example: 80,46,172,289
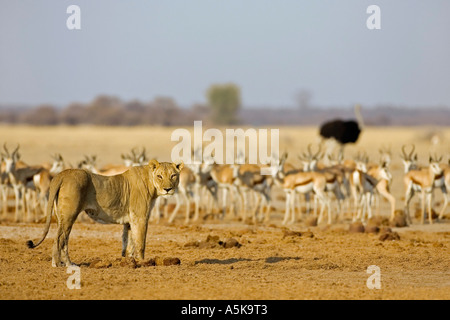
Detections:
122,223,132,257
52,195,83,267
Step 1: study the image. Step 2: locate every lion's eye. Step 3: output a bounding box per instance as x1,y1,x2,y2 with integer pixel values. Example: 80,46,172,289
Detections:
157,175,163,179
171,174,177,179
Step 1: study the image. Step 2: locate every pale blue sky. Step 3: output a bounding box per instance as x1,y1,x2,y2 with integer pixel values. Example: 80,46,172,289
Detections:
0,1,449,108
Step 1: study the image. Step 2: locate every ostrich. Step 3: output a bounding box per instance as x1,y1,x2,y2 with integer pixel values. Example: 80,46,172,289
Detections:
319,104,365,162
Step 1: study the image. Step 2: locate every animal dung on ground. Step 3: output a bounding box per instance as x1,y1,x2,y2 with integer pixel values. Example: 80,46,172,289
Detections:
365,224,380,234
282,229,314,239
89,258,112,269
155,257,181,266
117,256,180,267
223,238,242,248
367,216,388,227
184,235,241,249
390,210,408,228
119,257,138,268
379,230,400,241
348,222,365,233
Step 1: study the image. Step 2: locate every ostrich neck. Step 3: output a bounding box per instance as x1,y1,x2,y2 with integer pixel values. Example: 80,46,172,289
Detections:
354,104,365,129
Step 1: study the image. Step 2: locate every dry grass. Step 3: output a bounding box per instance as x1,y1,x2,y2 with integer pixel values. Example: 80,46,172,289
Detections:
1,124,448,166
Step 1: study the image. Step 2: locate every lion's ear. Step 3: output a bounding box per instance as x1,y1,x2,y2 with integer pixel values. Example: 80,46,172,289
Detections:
148,159,160,171
174,160,184,172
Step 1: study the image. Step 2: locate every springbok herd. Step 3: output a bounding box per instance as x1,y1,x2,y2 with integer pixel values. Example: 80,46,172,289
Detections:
1,143,449,226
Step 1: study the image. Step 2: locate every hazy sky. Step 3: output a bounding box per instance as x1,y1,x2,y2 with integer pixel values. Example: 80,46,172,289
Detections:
1,1,449,108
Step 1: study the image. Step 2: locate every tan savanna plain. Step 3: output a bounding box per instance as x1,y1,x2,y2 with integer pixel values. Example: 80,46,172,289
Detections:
0,125,449,300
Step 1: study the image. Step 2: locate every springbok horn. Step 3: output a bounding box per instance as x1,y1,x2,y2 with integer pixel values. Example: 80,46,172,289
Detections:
401,145,407,159
3,143,9,157
12,144,20,157
409,144,415,158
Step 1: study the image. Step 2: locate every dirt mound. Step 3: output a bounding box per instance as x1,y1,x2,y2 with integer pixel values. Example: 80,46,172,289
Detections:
223,238,242,248
89,256,181,268
349,222,365,233
367,216,389,227
365,217,388,234
365,224,379,234
282,229,314,238
379,227,401,241
390,210,408,227
155,257,181,266
184,235,242,249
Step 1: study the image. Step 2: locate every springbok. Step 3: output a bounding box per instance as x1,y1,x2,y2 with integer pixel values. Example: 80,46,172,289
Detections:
298,144,346,220
1,144,41,222
78,155,99,173
272,152,332,225
187,156,218,219
209,163,241,219
32,154,67,221
400,144,419,173
400,145,447,222
167,166,197,224
350,152,393,222
233,162,273,223
404,154,443,224
366,148,396,221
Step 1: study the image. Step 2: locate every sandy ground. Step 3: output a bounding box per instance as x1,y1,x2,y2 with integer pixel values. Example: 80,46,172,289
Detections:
0,214,449,300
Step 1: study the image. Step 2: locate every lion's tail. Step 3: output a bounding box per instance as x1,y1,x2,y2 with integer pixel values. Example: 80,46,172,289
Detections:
26,174,63,249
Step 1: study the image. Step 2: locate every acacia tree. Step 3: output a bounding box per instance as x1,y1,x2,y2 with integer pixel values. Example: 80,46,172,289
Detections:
206,83,241,125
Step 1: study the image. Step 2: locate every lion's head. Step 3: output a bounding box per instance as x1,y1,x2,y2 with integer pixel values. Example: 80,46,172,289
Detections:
148,159,184,196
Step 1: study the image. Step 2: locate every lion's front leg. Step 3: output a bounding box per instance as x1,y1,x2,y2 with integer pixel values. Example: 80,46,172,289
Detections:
129,217,149,261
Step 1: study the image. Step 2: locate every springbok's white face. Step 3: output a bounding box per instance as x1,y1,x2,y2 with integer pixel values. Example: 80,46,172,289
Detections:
123,158,134,167
300,160,310,172
231,163,240,179
401,154,418,174
271,153,287,178
203,154,215,166
429,157,443,176
2,144,20,173
308,159,318,171
379,166,392,182
381,153,391,167
50,156,65,174
400,145,418,173
78,155,98,173
378,147,392,168
4,156,15,173
201,161,214,174
356,161,367,173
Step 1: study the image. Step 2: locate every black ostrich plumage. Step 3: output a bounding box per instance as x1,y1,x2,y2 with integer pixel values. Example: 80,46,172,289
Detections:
319,119,361,144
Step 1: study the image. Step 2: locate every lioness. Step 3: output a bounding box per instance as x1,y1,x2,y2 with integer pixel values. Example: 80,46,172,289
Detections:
27,159,183,267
